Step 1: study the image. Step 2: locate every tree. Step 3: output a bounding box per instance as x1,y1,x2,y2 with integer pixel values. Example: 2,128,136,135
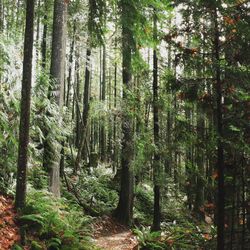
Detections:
100,44,106,162
213,7,225,250
74,0,106,172
15,0,35,209
48,0,68,197
151,10,161,232
113,0,135,225
41,0,49,70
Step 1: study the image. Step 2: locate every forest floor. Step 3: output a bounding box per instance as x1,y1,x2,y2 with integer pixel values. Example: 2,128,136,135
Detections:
93,215,138,250
0,195,139,250
0,195,20,249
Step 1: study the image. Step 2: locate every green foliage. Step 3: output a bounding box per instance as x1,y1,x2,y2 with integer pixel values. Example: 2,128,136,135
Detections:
47,238,61,250
21,189,94,250
30,73,72,170
88,0,107,46
75,166,118,213
28,167,48,190
134,227,165,250
134,222,215,250
0,35,23,84
0,84,19,193
19,214,45,232
0,0,248,249
11,245,23,250
133,131,155,175
134,184,154,224
30,241,43,250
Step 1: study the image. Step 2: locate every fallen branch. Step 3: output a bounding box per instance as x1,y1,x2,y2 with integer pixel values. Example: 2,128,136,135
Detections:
62,171,100,217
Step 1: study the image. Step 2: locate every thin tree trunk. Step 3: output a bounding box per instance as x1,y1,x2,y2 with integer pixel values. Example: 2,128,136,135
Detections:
151,11,161,232
113,24,118,172
100,44,106,161
66,21,76,107
74,48,91,172
0,0,3,32
194,105,205,217
15,0,35,209
75,47,81,147
36,0,40,62
41,0,48,70
241,159,246,250
214,8,225,250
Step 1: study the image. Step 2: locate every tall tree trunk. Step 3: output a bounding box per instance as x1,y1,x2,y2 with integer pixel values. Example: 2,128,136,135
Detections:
194,105,205,217
214,8,225,250
48,0,67,197
107,67,112,161
74,48,91,172
82,48,91,154
41,0,49,171
41,0,48,70
75,47,81,148
0,0,3,32
15,0,35,209
113,0,134,225
151,11,161,232
100,44,106,161
36,0,40,62
113,32,118,172
66,21,76,107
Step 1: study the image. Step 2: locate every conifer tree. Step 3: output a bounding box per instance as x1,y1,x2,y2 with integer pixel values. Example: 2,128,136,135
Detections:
48,0,68,197
15,0,35,209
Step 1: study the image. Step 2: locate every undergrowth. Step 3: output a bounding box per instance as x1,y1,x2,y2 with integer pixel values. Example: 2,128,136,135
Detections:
16,188,97,250
73,166,118,214
133,180,216,250
134,222,216,250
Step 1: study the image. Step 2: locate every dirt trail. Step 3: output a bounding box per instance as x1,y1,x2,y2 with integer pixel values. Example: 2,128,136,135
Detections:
93,216,138,250
0,195,20,249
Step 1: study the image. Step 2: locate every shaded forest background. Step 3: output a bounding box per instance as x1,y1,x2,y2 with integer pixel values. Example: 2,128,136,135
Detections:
0,0,249,249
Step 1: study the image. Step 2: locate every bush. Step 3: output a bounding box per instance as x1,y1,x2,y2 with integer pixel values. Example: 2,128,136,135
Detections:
31,241,43,250
134,222,216,250
0,85,19,193
20,189,94,250
134,184,154,225
74,166,118,214
28,167,48,190
11,245,23,250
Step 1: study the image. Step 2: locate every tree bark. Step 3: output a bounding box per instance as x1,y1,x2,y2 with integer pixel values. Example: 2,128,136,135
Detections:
100,44,106,161
214,8,225,250
36,0,41,62
74,47,81,148
48,0,67,198
41,0,48,70
66,20,76,107
151,11,161,232
74,48,91,172
15,0,35,209
113,0,134,225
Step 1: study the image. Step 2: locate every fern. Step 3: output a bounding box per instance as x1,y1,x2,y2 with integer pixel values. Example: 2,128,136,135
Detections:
22,189,95,249
19,214,45,231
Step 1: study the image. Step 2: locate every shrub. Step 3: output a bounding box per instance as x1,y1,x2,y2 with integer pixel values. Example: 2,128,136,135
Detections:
74,166,118,214
134,222,216,250
134,184,154,225
20,189,94,250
